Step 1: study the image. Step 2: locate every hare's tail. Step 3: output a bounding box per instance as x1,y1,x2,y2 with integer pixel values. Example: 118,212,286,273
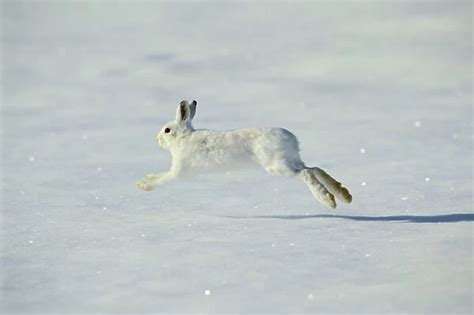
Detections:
308,167,352,203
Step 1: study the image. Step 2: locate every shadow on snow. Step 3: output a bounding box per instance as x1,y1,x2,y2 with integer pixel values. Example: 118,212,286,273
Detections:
224,213,474,223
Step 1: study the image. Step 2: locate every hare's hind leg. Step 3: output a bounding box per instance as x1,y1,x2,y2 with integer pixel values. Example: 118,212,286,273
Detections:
309,167,352,203
258,157,336,209
297,168,337,209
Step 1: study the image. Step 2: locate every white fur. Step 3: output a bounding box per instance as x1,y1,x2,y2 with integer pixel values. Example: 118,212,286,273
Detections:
137,100,352,208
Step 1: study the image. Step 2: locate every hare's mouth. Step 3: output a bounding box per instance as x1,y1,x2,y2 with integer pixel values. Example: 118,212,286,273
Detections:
157,138,165,148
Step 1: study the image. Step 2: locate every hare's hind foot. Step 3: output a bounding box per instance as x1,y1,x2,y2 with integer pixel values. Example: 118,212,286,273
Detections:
298,168,337,209
318,191,337,209
310,167,352,203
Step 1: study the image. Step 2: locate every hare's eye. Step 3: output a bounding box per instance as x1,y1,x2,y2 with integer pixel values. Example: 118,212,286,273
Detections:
164,128,171,134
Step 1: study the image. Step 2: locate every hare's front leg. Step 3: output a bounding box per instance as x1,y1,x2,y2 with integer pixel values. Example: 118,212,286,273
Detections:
136,171,176,191
136,174,159,191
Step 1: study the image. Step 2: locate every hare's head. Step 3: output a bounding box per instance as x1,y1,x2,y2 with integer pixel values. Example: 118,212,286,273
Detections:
157,100,197,150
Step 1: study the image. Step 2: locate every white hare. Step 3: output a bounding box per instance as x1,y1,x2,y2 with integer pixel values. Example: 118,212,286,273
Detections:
137,100,352,208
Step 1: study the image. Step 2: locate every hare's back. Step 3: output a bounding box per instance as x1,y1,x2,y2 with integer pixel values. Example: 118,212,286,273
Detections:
249,127,299,150
241,127,298,158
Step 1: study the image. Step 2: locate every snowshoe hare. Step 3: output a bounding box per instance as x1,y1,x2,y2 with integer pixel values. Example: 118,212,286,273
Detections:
137,100,352,208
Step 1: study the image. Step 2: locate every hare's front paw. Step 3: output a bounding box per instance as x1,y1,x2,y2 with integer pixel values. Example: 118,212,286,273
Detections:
136,180,154,191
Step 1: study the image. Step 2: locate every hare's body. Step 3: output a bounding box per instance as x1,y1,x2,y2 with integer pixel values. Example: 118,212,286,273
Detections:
171,128,303,177
137,100,352,209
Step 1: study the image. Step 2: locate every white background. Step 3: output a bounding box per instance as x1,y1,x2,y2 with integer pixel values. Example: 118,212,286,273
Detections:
1,1,472,313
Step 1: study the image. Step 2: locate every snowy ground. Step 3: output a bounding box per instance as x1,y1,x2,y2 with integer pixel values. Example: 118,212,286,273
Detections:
1,1,473,314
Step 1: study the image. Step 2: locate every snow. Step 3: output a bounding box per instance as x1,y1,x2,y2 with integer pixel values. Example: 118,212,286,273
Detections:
1,1,473,314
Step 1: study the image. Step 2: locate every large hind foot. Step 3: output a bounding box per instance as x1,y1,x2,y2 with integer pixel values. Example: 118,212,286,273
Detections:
311,167,352,203
298,169,337,209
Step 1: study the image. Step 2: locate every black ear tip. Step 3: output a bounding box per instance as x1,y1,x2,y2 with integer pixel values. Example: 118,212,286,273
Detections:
191,100,197,106
180,100,188,106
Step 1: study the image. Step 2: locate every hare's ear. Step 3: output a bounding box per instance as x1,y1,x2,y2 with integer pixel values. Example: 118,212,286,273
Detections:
189,100,197,120
176,100,191,125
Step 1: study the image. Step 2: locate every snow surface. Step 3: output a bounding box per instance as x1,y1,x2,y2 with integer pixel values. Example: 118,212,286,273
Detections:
1,1,473,313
